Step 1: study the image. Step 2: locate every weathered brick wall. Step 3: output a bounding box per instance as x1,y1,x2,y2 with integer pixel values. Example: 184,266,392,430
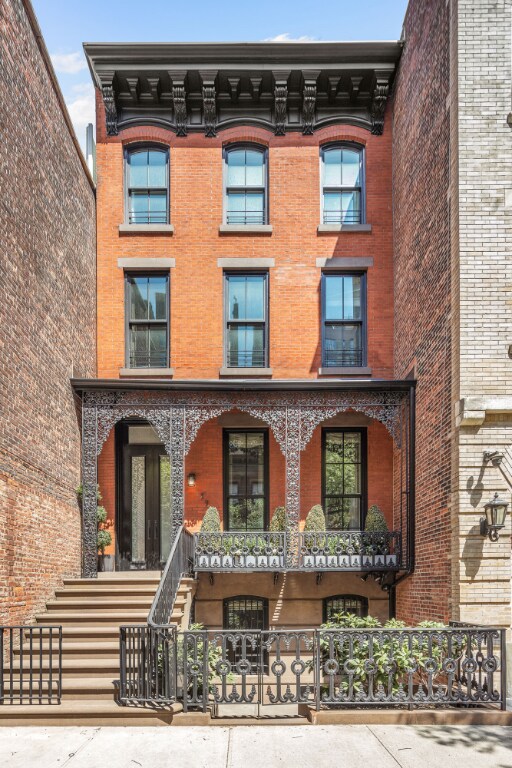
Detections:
0,0,96,624
392,0,453,622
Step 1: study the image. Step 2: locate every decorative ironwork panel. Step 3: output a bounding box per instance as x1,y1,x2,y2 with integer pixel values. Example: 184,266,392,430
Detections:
194,532,286,571
82,398,99,578
262,630,316,705
319,627,504,707
285,407,301,566
298,530,402,571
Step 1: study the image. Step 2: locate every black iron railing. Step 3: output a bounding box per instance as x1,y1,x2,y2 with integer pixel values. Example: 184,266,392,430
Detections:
128,211,168,225
322,348,363,368
226,211,266,225
1,626,62,704
194,531,286,571
193,530,401,572
182,626,507,712
226,348,266,368
119,526,195,705
298,530,402,571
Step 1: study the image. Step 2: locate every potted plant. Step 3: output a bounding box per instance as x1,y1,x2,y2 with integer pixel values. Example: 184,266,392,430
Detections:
96,505,113,572
198,506,222,568
302,505,327,567
364,505,394,566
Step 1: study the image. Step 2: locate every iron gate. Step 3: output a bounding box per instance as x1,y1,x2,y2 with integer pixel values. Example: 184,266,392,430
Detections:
181,630,317,714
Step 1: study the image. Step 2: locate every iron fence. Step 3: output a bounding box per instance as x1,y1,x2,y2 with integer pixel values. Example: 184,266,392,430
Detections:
1,626,62,704
180,626,506,713
119,625,176,704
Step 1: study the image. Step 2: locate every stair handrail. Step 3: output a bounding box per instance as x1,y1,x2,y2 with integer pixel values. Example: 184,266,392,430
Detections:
148,525,195,629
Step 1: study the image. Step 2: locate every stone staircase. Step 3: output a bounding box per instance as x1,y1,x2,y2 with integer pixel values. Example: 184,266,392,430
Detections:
0,572,196,726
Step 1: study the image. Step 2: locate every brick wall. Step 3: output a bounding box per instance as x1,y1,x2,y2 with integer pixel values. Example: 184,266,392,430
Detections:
392,0,453,622
95,107,394,380
0,0,96,624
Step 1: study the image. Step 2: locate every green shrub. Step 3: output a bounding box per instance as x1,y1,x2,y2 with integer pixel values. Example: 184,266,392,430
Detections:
201,506,221,532
96,506,107,525
304,505,326,549
269,506,287,532
97,528,112,554
364,505,389,533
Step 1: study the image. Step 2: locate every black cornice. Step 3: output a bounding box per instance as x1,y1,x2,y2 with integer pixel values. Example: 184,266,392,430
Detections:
84,41,402,138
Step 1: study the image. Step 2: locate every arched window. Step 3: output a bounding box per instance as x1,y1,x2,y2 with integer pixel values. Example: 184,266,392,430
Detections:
321,144,364,225
224,145,268,225
125,146,169,225
323,594,369,622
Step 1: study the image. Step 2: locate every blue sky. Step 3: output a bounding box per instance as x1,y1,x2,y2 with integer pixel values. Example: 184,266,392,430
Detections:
32,0,408,151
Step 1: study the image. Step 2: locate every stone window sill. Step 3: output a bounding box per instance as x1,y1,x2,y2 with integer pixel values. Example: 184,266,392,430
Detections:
318,367,372,376
317,224,372,233
119,368,174,377
219,367,273,377
219,224,273,234
119,224,174,235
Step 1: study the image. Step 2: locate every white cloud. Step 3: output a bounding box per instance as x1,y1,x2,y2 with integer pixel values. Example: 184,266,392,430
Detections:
50,51,87,74
66,83,95,146
263,33,317,42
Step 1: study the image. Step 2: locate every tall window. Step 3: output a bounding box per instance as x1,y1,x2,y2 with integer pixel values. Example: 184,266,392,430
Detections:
125,146,169,224
322,273,365,368
322,429,366,530
224,145,267,225
225,273,268,368
323,595,368,622
321,144,364,225
224,430,268,531
125,274,169,368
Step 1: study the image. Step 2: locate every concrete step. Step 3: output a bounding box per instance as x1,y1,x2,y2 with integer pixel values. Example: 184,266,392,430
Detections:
34,610,183,626
55,586,158,598
6,657,120,679
0,700,181,726
45,600,154,613
15,641,120,659
5,676,117,700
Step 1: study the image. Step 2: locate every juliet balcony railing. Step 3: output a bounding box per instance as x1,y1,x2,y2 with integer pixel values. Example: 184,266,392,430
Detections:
193,530,401,572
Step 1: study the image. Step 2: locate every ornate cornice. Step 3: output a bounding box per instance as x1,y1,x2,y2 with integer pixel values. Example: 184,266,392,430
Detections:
84,42,401,138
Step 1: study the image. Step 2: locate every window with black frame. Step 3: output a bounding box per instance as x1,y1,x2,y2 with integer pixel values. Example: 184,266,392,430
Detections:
323,595,368,622
125,146,169,224
223,596,268,672
224,430,267,531
322,273,365,368
321,144,364,225
225,273,268,368
322,429,366,530
224,145,267,225
125,274,169,368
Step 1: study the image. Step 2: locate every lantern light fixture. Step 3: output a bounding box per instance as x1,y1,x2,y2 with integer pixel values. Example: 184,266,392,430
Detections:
187,472,196,487
480,492,509,541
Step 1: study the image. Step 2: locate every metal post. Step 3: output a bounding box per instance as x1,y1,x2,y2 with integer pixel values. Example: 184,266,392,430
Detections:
501,628,507,711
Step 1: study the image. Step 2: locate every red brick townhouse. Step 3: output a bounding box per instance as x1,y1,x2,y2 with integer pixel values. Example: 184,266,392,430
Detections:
75,40,416,634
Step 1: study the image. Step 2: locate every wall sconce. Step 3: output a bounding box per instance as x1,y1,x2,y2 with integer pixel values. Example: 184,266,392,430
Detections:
187,472,196,487
480,492,509,541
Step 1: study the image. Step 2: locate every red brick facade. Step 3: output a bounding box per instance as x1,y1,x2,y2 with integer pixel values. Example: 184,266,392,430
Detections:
392,0,452,622
0,0,96,624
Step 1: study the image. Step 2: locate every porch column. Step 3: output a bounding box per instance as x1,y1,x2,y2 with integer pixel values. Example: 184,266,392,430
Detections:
285,406,301,567
82,396,98,578
169,406,185,540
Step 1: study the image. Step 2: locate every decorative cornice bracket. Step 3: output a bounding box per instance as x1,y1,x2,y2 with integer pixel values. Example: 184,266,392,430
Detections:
273,71,290,136
301,70,320,135
169,70,188,137
100,71,118,136
199,70,218,138
370,71,391,136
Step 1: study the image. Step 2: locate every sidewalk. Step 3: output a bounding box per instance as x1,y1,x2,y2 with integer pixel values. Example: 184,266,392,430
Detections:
1,725,512,768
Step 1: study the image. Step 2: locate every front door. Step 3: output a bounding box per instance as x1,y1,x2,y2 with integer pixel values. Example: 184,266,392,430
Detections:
118,423,172,570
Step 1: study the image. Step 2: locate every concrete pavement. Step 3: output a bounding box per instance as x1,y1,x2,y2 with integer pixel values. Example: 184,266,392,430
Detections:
1,725,512,768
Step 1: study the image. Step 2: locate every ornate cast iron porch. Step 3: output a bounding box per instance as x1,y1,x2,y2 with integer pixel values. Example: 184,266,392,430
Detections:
72,379,415,579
